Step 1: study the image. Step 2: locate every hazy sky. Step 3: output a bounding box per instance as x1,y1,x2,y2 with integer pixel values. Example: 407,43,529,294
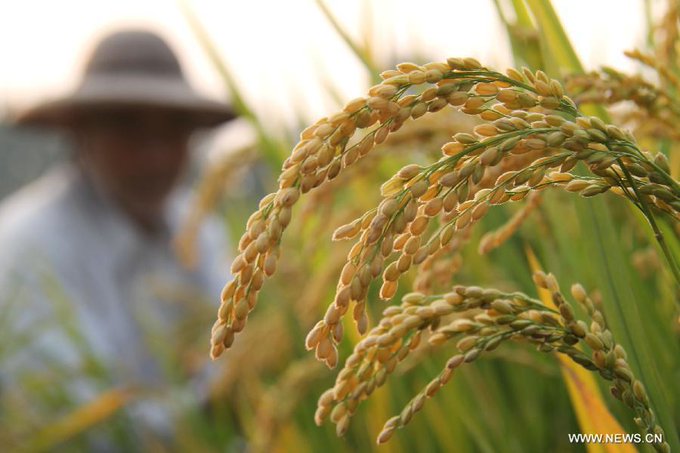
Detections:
0,0,647,131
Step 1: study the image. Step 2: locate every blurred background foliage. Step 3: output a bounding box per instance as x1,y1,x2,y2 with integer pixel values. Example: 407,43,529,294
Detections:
1,0,678,452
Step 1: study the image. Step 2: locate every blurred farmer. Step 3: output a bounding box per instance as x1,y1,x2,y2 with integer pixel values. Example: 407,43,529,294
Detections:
0,29,234,444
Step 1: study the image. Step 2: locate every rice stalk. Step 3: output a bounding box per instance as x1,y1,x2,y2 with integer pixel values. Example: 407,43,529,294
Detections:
25,388,134,452
625,49,680,94
520,5,680,449
313,272,669,453
654,0,680,81
567,67,680,142
209,56,680,363
526,247,636,453
207,56,679,449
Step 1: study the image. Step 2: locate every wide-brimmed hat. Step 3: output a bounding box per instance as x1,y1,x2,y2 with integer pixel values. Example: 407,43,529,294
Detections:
16,29,235,128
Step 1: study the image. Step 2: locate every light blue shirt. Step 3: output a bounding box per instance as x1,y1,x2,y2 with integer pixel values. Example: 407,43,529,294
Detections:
0,163,230,440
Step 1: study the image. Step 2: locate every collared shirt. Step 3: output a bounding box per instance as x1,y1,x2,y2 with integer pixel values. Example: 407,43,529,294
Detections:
0,163,230,441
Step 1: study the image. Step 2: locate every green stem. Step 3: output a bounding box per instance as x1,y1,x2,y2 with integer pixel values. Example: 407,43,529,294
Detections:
619,160,680,288
314,0,381,83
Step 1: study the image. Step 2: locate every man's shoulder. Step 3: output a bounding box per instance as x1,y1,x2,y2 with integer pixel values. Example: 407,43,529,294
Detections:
0,165,78,251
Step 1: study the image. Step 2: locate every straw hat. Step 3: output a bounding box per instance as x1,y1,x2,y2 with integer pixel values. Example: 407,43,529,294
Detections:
16,29,235,128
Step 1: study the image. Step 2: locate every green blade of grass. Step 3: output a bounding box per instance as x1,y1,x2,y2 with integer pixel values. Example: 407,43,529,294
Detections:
178,0,287,168
492,0,543,70
522,0,679,449
314,0,381,84
523,0,583,76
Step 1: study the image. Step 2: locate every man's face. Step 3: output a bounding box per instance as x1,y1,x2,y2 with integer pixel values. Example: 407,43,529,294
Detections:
75,108,192,225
